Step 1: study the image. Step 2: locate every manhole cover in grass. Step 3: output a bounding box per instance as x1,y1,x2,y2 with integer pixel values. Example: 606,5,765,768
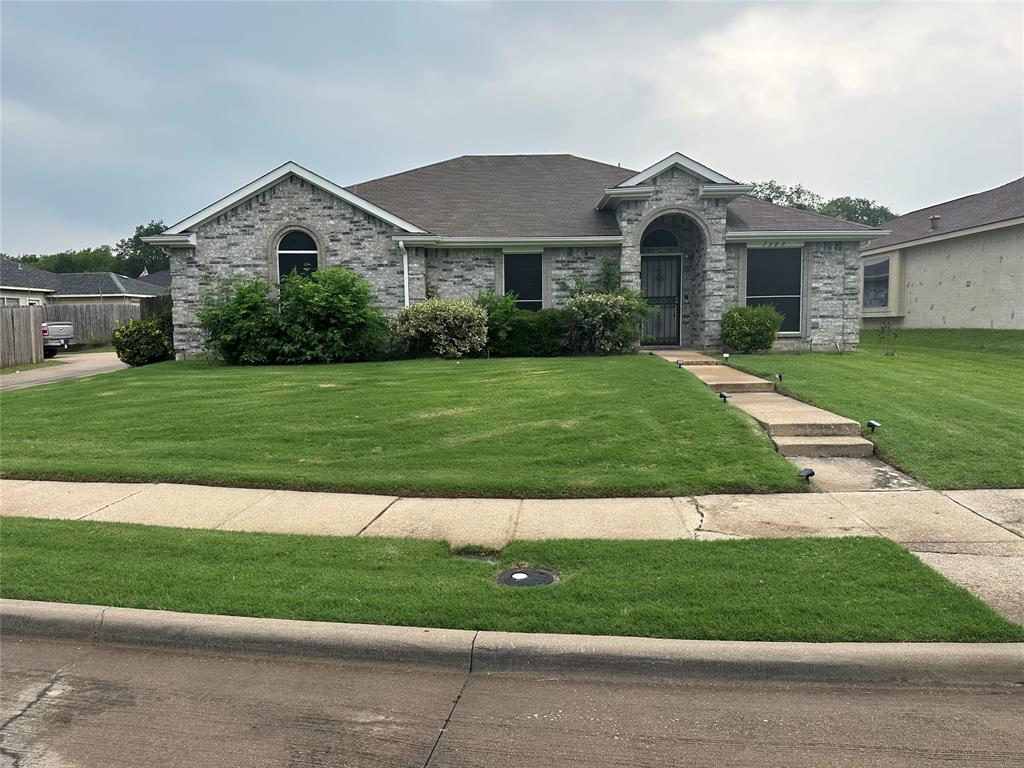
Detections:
496,568,558,587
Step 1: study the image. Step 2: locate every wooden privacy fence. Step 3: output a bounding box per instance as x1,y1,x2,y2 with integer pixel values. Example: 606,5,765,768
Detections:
0,306,44,368
41,304,140,345
140,295,172,321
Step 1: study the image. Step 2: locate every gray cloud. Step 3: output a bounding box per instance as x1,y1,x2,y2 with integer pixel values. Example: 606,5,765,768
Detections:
2,1,1020,254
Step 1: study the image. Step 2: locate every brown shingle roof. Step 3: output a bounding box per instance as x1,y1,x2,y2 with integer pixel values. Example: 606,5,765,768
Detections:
725,197,876,232
866,177,1024,251
345,154,879,238
347,154,634,238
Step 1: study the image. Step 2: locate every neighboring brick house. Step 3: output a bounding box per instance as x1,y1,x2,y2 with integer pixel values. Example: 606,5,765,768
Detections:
145,152,886,357
860,177,1023,330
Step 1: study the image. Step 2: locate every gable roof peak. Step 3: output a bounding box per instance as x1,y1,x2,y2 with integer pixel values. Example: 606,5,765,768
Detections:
618,152,736,187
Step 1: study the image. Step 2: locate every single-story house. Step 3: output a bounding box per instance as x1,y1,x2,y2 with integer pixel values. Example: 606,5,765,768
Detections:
0,258,167,306
144,152,888,357
861,177,1023,329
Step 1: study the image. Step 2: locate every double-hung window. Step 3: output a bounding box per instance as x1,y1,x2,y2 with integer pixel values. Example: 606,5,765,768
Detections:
745,247,802,333
504,253,543,311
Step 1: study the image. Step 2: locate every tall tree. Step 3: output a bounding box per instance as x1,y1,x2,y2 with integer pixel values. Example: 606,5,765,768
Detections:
15,246,117,273
747,181,896,226
115,221,168,276
818,197,896,227
747,180,824,211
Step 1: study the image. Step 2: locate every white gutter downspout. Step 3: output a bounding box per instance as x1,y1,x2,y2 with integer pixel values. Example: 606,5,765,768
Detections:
398,240,410,307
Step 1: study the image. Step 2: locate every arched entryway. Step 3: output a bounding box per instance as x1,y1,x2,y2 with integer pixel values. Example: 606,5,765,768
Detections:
640,213,705,346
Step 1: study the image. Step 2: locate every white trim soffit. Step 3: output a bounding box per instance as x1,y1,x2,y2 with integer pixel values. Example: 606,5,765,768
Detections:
617,152,735,187
726,229,889,243
141,233,197,247
699,183,754,199
0,286,55,293
861,216,1024,256
161,162,428,236
595,186,655,210
393,235,623,249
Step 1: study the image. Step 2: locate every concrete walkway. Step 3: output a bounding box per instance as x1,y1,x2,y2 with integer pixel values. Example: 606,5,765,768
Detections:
3,479,1021,622
0,351,126,391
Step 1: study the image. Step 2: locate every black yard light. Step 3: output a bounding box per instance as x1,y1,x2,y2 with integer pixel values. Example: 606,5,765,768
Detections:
776,372,783,382
676,360,685,369
723,353,731,362
719,391,732,403
867,420,881,433
798,468,815,482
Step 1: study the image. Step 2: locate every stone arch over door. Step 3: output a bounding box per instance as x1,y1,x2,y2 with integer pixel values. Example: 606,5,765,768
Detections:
639,211,707,346
616,170,731,349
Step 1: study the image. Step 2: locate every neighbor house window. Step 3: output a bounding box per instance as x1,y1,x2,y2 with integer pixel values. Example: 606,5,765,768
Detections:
863,255,890,309
277,230,319,282
745,247,802,333
504,253,543,311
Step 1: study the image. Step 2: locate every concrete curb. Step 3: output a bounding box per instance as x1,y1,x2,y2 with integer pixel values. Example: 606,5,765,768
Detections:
4,599,1023,686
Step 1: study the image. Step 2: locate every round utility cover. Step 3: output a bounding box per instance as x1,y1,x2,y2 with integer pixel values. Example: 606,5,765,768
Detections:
496,568,558,587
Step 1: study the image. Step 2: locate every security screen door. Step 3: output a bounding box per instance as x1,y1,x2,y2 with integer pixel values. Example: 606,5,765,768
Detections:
641,255,681,345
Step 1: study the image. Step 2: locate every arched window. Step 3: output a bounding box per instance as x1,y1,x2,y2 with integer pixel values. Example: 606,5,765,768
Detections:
641,228,679,250
277,230,319,281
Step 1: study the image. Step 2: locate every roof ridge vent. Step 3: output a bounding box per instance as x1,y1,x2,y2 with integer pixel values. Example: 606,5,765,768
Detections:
929,214,942,231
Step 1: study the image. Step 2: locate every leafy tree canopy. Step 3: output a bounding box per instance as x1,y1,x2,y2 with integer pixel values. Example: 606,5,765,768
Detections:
747,181,896,226
3,220,167,276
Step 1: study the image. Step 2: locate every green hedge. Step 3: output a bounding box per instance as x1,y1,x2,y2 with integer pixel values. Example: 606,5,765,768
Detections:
722,305,783,353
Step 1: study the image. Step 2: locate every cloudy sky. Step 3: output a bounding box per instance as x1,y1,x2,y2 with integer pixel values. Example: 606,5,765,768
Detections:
2,1,1021,254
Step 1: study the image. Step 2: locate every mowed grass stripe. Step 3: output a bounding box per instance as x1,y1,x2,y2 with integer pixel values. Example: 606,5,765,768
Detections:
0,356,802,497
731,330,1024,489
2,518,1021,642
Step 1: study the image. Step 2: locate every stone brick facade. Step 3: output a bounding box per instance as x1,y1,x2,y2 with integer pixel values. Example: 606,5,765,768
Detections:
615,167,730,349
172,175,403,355
169,168,866,356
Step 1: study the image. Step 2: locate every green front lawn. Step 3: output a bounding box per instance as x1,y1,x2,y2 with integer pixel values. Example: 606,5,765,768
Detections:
3,518,1019,641
0,356,803,497
732,330,1024,489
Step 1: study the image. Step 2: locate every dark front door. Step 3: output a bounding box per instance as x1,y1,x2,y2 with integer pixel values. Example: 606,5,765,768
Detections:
641,254,681,345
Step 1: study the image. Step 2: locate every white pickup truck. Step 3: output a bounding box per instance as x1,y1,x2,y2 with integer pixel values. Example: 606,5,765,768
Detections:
41,321,74,358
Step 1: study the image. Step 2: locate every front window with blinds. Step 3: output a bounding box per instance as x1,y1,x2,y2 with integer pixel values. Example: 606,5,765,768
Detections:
504,253,543,311
746,247,802,333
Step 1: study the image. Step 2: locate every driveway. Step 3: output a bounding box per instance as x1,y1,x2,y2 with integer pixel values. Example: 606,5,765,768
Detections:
0,352,126,392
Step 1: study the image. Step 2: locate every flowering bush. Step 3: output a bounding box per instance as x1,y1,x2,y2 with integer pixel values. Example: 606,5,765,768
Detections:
389,298,488,358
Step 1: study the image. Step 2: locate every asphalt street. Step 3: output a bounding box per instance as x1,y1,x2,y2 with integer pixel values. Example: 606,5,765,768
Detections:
1,635,1022,767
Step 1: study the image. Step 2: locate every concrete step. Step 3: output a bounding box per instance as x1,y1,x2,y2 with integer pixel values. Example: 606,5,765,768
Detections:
649,350,722,366
685,366,773,393
729,393,862,437
763,421,863,437
706,380,775,393
772,435,875,458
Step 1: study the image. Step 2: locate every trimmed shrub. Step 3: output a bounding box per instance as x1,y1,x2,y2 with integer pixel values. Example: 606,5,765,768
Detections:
390,298,488,359
721,305,783,353
475,292,566,357
277,268,386,363
112,318,172,367
564,291,652,355
197,279,283,365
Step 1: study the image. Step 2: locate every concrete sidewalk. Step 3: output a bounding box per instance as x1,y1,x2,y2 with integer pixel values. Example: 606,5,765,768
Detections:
3,479,1022,622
